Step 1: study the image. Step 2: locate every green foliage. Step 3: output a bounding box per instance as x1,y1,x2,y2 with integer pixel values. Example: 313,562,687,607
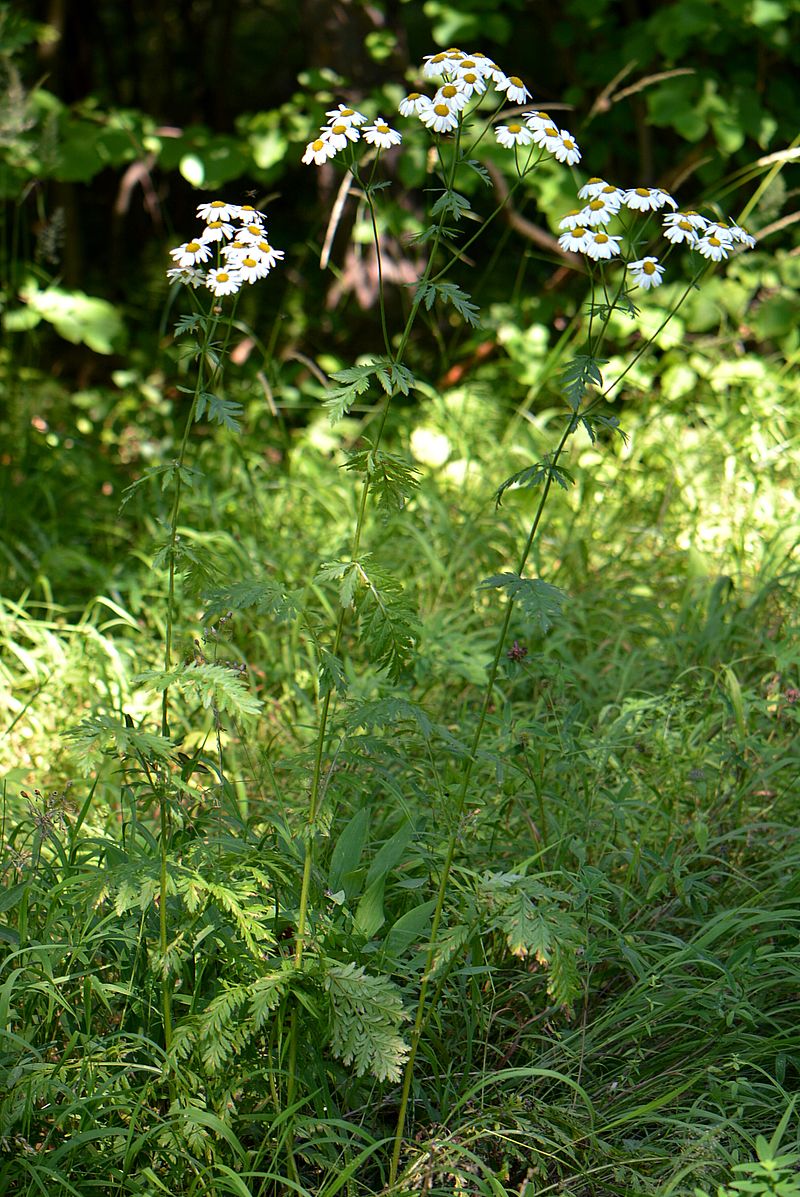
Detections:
479,573,567,634
417,279,482,326
323,359,417,423
324,961,410,1082
344,442,420,517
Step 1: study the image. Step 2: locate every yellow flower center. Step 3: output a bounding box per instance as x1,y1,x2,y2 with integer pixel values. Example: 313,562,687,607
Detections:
246,224,261,235
462,72,478,84
434,103,450,116
508,124,522,133
574,227,587,236
240,204,255,212
601,185,616,194
217,272,230,282
407,92,421,100
635,187,651,196
258,242,273,253
341,108,354,116
313,139,325,151
679,220,693,231
331,124,346,135
509,75,524,87
589,200,605,211
430,53,446,63
588,176,602,184
595,233,609,244
207,221,223,229
242,257,257,268
537,111,551,121
544,126,557,136
210,200,225,209
461,59,476,68
708,236,721,246
442,85,458,97
377,123,390,133
186,241,200,252
563,139,575,150
643,261,656,274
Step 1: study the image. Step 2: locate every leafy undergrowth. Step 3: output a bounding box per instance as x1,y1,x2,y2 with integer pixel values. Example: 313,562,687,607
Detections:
2,352,799,1195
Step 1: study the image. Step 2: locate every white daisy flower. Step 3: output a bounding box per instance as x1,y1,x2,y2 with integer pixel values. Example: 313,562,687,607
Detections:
362,118,402,148
494,73,531,104
236,222,268,244
169,239,213,267
302,136,335,165
693,233,730,261
325,104,367,126
628,257,665,289
206,267,242,296
419,102,459,134
325,122,360,152
596,184,624,208
196,200,240,223
530,122,562,151
422,52,450,78
580,196,617,226
583,230,622,260
495,122,533,148
663,218,699,245
236,203,267,223
704,221,734,243
399,92,432,117
221,239,249,263
559,209,586,231
434,83,470,112
623,186,678,212
551,129,581,165
677,210,710,229
559,226,590,253
252,240,285,269
166,266,206,288
235,254,270,284
454,69,487,97
729,222,756,249
200,219,235,243
577,176,608,200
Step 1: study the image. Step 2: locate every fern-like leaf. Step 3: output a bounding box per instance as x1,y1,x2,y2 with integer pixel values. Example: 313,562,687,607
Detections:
478,574,566,635
137,662,262,718
325,961,409,1082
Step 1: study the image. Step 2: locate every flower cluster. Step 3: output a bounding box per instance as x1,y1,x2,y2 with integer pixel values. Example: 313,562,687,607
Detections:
167,201,284,296
556,177,756,286
302,105,402,166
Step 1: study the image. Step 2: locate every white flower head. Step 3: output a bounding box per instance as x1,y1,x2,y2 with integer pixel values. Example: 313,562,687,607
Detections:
693,233,730,261
729,222,756,249
206,267,242,296
624,186,678,212
523,110,553,131
629,256,665,289
399,92,432,117
166,266,206,288
422,51,451,79
302,136,335,165
580,196,618,226
434,82,470,112
325,104,367,126
200,219,236,243
236,254,270,284
237,221,269,244
577,177,608,200
325,122,360,152
551,129,581,165
494,73,531,104
419,102,459,134
362,118,402,148
559,209,585,231
663,217,700,245
197,200,240,223
583,229,623,260
454,65,488,96
169,239,213,267
495,122,533,149
559,226,590,253
252,240,285,270
236,203,267,224
530,121,561,151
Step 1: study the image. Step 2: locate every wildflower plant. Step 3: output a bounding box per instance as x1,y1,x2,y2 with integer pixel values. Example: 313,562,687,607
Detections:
294,41,759,1184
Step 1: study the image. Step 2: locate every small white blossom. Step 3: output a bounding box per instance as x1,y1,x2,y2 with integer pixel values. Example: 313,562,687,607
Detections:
559,226,590,253
399,92,432,117
200,219,235,243
434,82,470,112
235,254,270,284
704,221,735,244
580,196,617,227
166,265,206,287
454,64,488,95
530,121,562,152
623,186,678,212
362,118,402,148
663,218,700,245
169,239,213,267
236,203,267,224
236,222,268,244
628,256,665,289
302,136,335,165
729,222,756,249
495,122,533,148
325,104,367,126
252,239,285,270
523,110,553,131
577,177,608,200
206,267,242,296
559,210,585,231
325,122,360,152
694,233,730,261
419,102,459,134
422,51,451,79
550,129,581,165
583,230,623,260
196,200,240,223
494,73,531,104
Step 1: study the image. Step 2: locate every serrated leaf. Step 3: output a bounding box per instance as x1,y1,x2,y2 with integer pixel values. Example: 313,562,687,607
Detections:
561,353,606,410
203,579,302,623
495,457,575,506
344,443,420,517
430,188,473,221
417,281,481,327
195,390,243,432
478,573,566,634
174,312,204,337
319,648,348,698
